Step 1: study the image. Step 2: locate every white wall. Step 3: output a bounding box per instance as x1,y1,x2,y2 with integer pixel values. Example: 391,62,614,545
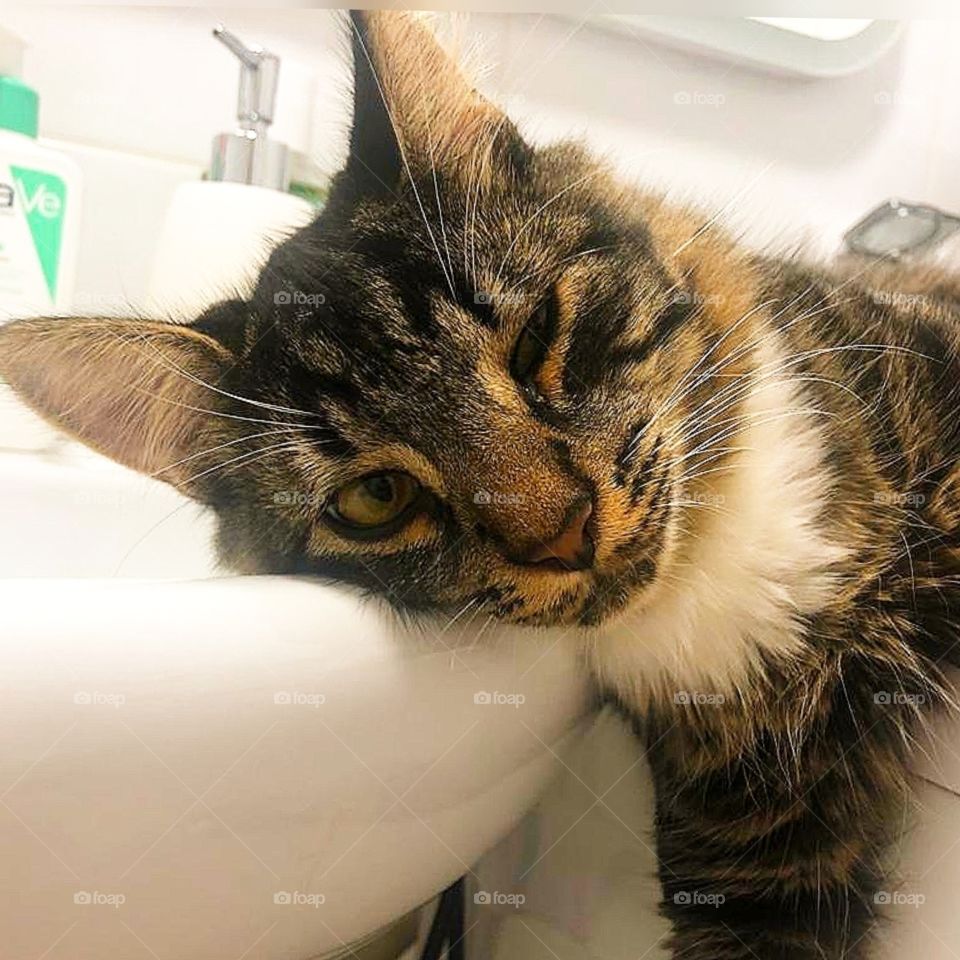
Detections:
4,8,960,312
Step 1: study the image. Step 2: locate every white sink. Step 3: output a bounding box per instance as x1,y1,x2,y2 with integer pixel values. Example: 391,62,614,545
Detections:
0,447,592,960
0,444,218,579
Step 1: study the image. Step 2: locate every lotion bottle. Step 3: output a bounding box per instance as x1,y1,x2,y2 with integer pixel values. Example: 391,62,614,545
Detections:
0,28,82,451
0,29,81,323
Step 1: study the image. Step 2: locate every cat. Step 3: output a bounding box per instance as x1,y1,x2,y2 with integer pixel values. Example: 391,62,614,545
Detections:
2,11,960,959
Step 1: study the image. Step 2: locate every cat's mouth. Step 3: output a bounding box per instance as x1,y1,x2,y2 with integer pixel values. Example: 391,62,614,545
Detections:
492,476,672,627
577,561,660,626
470,530,668,628
469,571,650,628
452,466,675,629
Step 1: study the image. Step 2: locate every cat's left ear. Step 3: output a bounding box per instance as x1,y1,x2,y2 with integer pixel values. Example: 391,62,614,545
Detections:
0,313,238,492
344,10,529,197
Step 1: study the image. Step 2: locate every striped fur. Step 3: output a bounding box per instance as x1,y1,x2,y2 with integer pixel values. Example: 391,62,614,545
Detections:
1,12,959,957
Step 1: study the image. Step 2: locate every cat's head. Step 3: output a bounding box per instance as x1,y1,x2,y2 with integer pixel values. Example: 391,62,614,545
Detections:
0,11,760,627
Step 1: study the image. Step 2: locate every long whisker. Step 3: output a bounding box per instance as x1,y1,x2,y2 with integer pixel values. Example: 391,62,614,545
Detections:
349,17,458,300
633,278,871,458
463,130,483,287
124,385,335,431
659,292,839,420
667,406,837,475
150,427,309,478
182,439,306,486
129,333,320,420
502,245,615,299
661,366,858,449
667,399,839,455
647,305,905,457
671,406,850,492
438,597,480,638
468,8,602,293
467,113,511,291
628,297,780,451
676,247,913,418
674,462,742,487
413,40,457,288
112,497,194,577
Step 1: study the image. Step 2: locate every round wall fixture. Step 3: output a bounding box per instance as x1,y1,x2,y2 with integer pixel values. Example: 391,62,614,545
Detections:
581,17,904,78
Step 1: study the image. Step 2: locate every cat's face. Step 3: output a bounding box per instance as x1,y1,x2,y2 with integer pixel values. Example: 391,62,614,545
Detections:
219,145,698,627
0,12,758,628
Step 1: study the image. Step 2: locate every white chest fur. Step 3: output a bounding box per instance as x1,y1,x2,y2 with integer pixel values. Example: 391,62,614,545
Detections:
587,353,849,714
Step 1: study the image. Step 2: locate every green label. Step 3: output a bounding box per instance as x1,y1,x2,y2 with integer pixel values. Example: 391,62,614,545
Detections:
11,166,67,300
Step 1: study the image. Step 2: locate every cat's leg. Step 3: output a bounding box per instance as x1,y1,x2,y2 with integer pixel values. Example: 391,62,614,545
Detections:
643,656,938,960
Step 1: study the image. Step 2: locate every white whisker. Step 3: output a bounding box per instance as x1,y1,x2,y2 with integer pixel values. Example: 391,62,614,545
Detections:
349,19,458,300
182,439,306,486
131,333,319,420
150,428,307,478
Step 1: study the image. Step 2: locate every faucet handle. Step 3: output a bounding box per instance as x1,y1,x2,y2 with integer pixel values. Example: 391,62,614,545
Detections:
212,24,279,128
212,24,261,67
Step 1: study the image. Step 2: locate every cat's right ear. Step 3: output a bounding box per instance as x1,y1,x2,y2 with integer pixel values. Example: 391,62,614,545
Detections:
0,313,238,493
343,10,529,198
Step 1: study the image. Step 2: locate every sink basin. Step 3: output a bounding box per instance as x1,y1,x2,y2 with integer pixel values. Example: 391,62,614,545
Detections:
0,448,592,960
0,444,218,579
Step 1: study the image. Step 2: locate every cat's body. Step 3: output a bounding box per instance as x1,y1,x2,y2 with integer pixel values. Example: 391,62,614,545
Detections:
597,255,960,706
601,257,960,957
2,12,959,958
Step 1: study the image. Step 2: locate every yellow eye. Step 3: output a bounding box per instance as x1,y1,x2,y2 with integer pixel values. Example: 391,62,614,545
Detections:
327,471,420,533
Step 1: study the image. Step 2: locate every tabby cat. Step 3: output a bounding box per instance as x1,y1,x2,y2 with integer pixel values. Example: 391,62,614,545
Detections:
2,11,959,959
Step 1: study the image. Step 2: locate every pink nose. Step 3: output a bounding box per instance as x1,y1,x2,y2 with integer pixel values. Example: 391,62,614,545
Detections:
519,500,595,571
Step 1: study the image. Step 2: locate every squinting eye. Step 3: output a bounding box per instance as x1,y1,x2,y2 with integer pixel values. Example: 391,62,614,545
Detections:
326,471,420,534
510,295,556,392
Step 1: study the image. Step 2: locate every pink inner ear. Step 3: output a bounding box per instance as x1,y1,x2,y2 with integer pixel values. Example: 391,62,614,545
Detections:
0,317,231,486
362,11,507,171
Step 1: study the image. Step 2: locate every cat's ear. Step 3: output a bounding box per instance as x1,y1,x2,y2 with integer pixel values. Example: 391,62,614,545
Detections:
0,314,235,491
344,10,528,196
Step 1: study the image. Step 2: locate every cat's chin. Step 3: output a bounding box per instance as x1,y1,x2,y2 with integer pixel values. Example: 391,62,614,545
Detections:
574,587,640,628
493,578,652,629
488,557,668,629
